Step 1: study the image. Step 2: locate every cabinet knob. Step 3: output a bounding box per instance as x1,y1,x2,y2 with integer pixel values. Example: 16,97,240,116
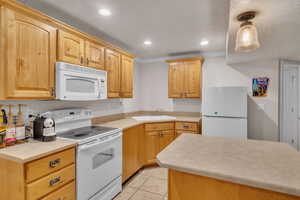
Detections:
87,58,89,65
80,56,84,64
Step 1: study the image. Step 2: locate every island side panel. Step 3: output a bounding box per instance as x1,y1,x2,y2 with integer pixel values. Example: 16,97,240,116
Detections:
168,169,300,200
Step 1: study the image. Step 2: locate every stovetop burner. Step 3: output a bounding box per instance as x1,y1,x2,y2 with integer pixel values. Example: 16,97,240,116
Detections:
58,126,118,140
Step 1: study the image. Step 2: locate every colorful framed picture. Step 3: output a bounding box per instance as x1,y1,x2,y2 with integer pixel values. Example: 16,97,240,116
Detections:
252,77,270,97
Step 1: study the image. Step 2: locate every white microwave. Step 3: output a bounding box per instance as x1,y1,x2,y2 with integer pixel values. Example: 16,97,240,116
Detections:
56,62,107,101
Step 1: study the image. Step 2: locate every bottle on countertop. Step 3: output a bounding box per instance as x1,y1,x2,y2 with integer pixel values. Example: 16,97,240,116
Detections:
25,114,35,139
4,105,16,146
16,104,26,143
0,105,6,148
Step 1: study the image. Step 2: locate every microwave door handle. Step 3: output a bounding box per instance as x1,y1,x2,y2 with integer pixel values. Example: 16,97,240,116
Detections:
78,134,121,151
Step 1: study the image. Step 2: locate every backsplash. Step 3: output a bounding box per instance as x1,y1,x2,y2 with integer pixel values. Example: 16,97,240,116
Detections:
0,99,133,122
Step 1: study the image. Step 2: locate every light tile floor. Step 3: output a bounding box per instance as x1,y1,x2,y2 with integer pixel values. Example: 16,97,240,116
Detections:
114,167,168,200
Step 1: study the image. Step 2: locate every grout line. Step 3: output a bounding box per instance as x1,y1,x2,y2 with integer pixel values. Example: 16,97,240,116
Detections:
127,187,139,200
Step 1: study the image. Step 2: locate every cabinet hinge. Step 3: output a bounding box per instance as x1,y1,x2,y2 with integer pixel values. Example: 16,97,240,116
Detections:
51,88,56,96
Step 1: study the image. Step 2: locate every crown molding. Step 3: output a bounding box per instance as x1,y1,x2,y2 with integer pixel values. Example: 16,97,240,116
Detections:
135,51,226,63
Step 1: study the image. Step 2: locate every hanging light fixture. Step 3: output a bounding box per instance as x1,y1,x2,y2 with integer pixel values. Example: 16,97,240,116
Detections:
235,11,260,52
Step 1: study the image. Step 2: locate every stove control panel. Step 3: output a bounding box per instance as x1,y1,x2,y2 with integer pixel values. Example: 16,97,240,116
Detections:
43,109,93,124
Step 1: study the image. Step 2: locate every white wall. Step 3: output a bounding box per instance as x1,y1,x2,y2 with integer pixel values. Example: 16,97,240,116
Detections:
203,56,279,141
137,56,279,141
139,61,202,112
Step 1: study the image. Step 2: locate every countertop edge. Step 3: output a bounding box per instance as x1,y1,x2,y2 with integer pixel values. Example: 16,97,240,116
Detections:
157,154,300,197
0,142,77,163
97,117,201,130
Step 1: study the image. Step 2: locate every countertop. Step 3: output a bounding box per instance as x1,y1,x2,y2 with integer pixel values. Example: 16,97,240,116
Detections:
0,138,77,163
98,116,201,130
157,134,300,197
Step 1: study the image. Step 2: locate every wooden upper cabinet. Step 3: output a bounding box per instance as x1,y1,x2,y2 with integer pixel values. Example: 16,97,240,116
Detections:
105,49,121,98
167,57,203,98
120,55,134,98
58,30,85,65
184,60,202,98
85,40,105,69
3,8,56,99
168,63,185,98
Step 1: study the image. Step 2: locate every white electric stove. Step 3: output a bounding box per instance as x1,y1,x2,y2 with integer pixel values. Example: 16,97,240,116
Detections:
45,108,122,200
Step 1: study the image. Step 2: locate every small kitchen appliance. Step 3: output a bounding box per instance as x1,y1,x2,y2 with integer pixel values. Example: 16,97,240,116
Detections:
48,108,122,200
33,115,56,142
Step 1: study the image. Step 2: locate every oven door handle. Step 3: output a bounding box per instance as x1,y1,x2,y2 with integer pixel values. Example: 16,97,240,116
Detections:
78,133,121,151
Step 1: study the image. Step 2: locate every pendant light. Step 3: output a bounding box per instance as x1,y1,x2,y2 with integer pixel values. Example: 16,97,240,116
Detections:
235,11,260,52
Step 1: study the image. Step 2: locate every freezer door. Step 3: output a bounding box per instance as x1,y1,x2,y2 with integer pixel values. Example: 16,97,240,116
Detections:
202,87,247,118
202,117,247,139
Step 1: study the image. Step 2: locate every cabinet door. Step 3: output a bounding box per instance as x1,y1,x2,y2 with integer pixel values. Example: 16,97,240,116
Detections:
105,49,121,98
159,130,175,152
168,63,185,98
122,125,144,183
4,8,56,99
120,55,134,98
184,60,201,98
85,40,105,69
58,30,84,65
145,131,160,165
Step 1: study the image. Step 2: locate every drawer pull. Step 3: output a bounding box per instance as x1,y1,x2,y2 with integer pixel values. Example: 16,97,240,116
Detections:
49,159,61,168
49,176,61,187
183,125,189,129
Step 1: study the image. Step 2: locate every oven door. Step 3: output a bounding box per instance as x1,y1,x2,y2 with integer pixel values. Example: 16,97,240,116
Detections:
76,133,122,200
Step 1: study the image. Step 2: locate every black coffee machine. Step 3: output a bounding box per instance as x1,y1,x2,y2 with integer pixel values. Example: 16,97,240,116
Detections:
33,115,56,142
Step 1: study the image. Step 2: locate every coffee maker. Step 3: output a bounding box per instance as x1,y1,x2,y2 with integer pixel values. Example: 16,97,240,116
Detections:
33,114,56,142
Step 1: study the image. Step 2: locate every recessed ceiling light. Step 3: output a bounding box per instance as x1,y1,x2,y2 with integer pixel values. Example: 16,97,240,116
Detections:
98,9,111,16
200,40,209,46
144,40,152,46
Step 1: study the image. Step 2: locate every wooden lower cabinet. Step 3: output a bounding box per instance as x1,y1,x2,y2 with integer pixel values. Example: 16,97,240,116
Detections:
159,130,175,151
122,125,145,183
26,165,75,200
144,131,161,165
144,123,175,165
168,169,300,200
0,147,76,200
122,121,200,182
175,130,198,138
175,121,200,138
41,181,76,200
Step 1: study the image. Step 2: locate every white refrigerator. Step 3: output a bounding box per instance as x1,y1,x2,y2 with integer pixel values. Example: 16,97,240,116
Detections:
202,87,248,139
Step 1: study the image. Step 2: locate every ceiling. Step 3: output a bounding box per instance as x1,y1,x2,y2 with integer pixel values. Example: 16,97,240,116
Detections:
19,0,230,59
227,0,300,64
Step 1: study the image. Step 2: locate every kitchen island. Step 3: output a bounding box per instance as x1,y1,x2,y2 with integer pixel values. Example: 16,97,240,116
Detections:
157,134,300,200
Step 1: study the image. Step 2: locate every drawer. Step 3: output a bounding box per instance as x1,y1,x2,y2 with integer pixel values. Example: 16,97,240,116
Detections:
176,130,199,138
40,181,76,200
162,130,175,136
26,148,75,183
145,122,174,131
175,122,198,132
146,130,175,137
27,164,75,200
